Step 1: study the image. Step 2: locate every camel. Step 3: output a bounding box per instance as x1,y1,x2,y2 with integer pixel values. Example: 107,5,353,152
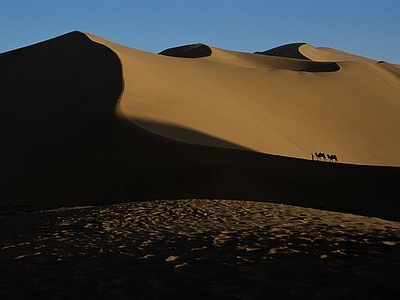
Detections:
314,152,326,161
327,154,338,162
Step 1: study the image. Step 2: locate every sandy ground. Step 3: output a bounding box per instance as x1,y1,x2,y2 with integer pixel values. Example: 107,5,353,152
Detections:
1,200,399,299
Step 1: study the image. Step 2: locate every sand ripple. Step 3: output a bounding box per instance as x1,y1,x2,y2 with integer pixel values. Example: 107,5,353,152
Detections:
1,200,399,299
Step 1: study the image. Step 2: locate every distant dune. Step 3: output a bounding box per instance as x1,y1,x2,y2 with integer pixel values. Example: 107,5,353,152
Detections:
1,31,400,220
255,42,310,60
159,43,212,58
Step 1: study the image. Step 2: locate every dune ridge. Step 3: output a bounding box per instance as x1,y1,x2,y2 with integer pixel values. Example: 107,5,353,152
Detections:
255,42,310,60
299,43,378,63
1,31,400,221
256,42,378,63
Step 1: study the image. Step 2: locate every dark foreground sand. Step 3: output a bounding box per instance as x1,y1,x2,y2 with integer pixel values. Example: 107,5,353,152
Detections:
1,200,399,299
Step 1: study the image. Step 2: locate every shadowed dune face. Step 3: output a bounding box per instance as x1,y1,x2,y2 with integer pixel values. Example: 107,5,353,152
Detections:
159,43,212,58
0,32,123,186
301,62,340,72
131,118,250,151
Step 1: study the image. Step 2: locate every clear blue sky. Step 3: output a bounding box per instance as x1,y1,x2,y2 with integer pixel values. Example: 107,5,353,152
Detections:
1,0,399,64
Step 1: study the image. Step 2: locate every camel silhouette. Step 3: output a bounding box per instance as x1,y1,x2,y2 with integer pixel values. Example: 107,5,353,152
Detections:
314,152,326,161
327,154,338,162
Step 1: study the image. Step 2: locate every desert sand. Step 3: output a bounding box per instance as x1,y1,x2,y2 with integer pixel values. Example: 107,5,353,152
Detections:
1,200,399,299
1,31,400,298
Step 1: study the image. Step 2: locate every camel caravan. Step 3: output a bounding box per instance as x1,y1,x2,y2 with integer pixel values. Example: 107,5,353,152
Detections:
311,152,338,162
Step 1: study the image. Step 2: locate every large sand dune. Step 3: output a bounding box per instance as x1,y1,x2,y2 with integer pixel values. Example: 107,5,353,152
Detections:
87,32,400,166
1,31,400,220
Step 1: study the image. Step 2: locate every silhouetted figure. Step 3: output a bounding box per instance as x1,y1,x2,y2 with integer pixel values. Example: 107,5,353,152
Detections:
315,152,326,161
327,154,338,162
311,153,315,160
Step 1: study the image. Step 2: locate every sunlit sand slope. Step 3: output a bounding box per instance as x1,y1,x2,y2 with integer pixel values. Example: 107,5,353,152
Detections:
1,32,400,220
87,34,400,166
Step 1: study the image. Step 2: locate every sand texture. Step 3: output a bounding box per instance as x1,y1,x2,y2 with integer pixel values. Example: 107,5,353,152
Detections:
1,200,399,299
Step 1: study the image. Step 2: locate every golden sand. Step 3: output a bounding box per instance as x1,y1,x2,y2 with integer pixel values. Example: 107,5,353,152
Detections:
87,33,400,166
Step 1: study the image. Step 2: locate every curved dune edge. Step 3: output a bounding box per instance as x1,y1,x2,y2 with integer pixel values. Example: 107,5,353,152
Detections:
159,43,212,58
255,43,310,60
257,42,377,63
299,44,377,63
255,42,376,68
255,43,340,72
86,32,400,167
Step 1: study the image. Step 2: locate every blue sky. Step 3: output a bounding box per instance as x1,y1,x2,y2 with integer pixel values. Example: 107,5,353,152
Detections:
1,0,399,64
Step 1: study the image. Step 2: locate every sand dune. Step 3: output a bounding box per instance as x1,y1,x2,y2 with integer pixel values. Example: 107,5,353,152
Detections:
255,42,310,60
1,32,121,191
159,43,212,58
299,43,378,63
1,31,400,220
87,32,400,166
